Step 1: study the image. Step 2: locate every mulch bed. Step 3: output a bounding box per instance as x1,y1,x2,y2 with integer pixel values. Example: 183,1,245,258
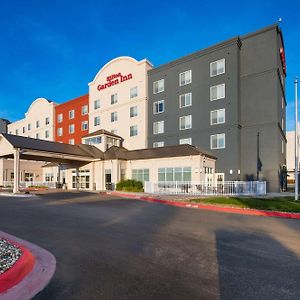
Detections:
0,239,22,274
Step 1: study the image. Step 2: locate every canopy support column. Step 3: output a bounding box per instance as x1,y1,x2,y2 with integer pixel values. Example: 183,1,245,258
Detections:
13,148,20,194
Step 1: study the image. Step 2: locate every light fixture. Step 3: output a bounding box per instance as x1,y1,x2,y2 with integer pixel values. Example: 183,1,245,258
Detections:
229,169,233,174
238,169,241,174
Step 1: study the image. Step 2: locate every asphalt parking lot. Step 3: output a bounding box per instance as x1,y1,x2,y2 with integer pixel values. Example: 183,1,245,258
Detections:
0,191,300,299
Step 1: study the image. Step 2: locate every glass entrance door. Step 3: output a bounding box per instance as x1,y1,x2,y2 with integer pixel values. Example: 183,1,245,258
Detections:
72,170,90,189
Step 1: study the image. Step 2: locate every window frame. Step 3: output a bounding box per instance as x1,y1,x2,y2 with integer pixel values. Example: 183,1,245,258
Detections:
179,70,192,86
210,58,225,77
179,138,192,145
69,110,75,120
94,116,100,126
210,109,225,125
179,92,192,108
111,93,118,105
69,124,75,134
153,79,164,94
153,120,164,135
210,83,225,101
82,105,88,115
153,100,165,114
130,125,138,137
179,115,192,130
130,106,138,118
111,111,118,123
81,121,88,131
210,133,226,149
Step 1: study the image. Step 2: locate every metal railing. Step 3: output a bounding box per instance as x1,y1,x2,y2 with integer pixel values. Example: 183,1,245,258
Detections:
144,181,267,196
1,181,57,189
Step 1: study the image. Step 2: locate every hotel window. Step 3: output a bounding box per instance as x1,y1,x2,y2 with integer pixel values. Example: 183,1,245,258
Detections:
22,127,26,134
210,83,225,101
130,86,138,98
57,114,63,123
179,70,192,86
130,125,138,137
179,93,192,108
179,115,192,130
94,100,101,110
84,136,102,145
82,105,88,115
132,169,149,182
15,129,19,135
179,138,192,145
45,117,50,125
36,120,40,128
111,112,118,122
210,133,225,149
69,110,75,119
130,106,138,118
82,121,88,131
36,133,39,139
69,139,75,145
153,141,164,148
153,121,164,134
111,93,118,104
94,116,100,126
210,58,225,77
45,130,50,139
69,124,75,134
28,123,31,131
158,167,191,182
58,128,63,137
153,79,164,94
153,100,164,114
210,109,225,125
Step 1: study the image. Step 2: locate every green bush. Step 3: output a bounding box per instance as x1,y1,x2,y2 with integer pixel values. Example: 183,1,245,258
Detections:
116,179,143,192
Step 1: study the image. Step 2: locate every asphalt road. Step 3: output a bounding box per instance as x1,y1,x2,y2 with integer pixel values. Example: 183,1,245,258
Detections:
0,192,300,300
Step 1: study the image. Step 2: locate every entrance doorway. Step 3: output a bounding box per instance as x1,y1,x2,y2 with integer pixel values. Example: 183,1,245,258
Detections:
72,170,90,189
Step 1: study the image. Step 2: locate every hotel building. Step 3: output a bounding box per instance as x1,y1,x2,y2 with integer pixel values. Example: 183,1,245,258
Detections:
55,94,89,145
0,24,286,192
87,57,152,150
148,24,286,192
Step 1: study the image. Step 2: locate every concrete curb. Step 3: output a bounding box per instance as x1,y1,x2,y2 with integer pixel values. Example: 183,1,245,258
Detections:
107,191,300,220
0,231,56,300
0,242,35,293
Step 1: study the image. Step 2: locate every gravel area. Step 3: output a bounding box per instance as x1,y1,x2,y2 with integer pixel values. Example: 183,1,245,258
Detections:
0,239,22,274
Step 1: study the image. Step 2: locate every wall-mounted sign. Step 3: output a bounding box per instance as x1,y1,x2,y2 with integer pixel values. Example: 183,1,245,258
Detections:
280,48,286,75
97,73,133,91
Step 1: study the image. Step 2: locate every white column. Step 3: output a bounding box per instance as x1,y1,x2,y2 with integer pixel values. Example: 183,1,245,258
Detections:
13,148,20,194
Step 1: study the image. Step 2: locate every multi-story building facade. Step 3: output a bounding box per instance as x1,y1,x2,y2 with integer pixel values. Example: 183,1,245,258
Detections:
7,98,56,141
148,24,286,192
1,24,286,192
88,56,152,150
55,94,89,144
0,118,10,133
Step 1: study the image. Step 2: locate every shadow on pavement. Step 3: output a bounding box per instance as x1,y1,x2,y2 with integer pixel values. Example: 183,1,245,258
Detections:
216,229,300,299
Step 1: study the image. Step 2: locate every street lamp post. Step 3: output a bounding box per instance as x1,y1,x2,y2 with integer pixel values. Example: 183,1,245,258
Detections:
295,77,298,201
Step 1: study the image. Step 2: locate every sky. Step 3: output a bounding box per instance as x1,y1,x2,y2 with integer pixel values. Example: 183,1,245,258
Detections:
0,0,299,130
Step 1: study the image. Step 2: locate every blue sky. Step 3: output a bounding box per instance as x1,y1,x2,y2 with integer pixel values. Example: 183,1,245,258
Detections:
0,0,299,130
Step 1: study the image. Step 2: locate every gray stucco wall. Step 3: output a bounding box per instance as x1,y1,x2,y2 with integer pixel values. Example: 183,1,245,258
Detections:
147,25,286,192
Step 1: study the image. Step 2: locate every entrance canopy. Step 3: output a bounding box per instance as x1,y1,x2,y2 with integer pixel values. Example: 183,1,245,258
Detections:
0,133,103,164
0,133,104,193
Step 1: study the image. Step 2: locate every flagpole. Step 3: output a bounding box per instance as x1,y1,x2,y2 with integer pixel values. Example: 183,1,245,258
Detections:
295,77,298,201
257,132,260,181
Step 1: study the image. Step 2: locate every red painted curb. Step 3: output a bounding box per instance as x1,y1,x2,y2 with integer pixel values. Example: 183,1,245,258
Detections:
0,242,35,293
107,192,300,220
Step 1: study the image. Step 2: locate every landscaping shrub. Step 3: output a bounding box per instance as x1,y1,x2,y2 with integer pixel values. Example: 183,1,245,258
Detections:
116,179,143,192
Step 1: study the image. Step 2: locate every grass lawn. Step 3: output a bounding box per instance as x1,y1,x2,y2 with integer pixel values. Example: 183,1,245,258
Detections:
189,197,300,213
